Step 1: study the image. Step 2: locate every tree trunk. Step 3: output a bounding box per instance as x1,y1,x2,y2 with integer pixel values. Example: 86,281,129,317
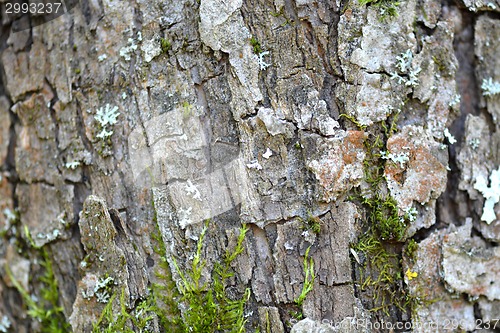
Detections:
0,0,499,332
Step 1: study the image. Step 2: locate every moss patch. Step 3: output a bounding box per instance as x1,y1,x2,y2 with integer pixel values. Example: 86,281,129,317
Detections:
5,227,70,333
345,114,421,318
174,222,250,333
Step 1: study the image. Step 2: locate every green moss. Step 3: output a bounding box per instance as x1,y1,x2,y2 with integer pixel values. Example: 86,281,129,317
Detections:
346,114,422,317
174,222,250,333
339,113,367,131
404,286,441,317
160,38,172,54
5,227,70,333
357,127,408,242
181,101,193,119
250,37,263,55
92,288,159,333
353,234,405,315
269,7,294,26
363,194,406,242
294,246,315,307
92,201,183,333
302,214,322,235
148,198,183,331
98,196,251,332
358,0,400,20
269,7,284,17
381,111,399,139
404,238,418,261
92,292,124,333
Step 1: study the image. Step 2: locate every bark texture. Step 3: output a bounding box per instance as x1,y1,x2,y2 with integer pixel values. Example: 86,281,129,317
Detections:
0,0,499,332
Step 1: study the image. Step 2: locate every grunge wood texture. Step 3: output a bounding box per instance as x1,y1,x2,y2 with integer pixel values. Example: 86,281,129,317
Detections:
0,0,499,332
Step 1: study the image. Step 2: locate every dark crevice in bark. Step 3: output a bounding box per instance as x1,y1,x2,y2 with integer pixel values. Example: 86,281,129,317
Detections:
1,26,28,327
434,5,480,232
350,257,361,302
412,207,447,242
415,22,438,53
479,9,500,20
321,0,344,119
3,54,19,214
80,0,93,27
264,222,278,251
72,181,90,225
283,0,299,24
5,107,17,179
73,98,93,161
294,26,308,70
473,301,483,321
320,74,340,120
453,6,480,128
0,23,10,55
45,79,61,159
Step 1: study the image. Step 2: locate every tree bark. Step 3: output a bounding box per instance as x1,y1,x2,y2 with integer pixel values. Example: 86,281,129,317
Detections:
0,0,499,332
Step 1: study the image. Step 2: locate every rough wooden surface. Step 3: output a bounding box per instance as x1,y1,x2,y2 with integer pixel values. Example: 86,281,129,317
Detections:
0,0,499,332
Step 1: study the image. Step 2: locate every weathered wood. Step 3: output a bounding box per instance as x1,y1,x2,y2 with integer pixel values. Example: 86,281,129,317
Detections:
0,0,499,332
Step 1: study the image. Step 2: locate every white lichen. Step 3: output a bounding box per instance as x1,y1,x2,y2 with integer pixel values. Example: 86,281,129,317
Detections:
185,180,202,202
65,160,81,170
481,77,500,97
381,151,410,168
96,128,114,139
97,54,107,62
474,167,500,224
40,229,60,242
390,71,406,84
391,49,420,87
468,138,480,150
301,229,316,244
95,104,119,127
94,104,119,139
405,206,418,222
406,67,421,87
263,148,273,159
3,208,16,222
443,128,457,145
257,51,271,70
449,94,461,107
396,49,413,72
178,207,193,229
246,160,263,170
94,276,115,304
0,315,10,333
120,37,139,61
81,276,115,303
